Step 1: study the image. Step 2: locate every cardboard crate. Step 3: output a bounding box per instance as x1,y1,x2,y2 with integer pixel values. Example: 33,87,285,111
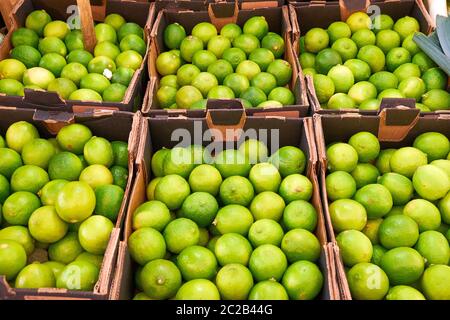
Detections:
288,0,448,114
0,107,141,300
0,0,153,113
145,2,309,117
110,107,339,300
314,108,450,300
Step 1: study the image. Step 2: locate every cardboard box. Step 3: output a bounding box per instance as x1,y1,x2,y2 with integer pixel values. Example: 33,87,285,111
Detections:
0,107,141,300
288,0,446,114
110,108,339,300
144,3,309,117
0,0,154,113
314,109,450,300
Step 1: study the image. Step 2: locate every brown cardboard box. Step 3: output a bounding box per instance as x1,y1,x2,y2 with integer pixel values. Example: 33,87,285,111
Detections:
314,109,450,300
0,0,154,113
288,0,445,114
144,3,309,117
110,109,339,300
0,107,141,300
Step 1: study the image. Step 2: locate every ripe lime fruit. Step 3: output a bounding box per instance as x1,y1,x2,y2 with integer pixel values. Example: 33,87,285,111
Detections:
238,139,268,164
88,56,116,74
0,226,35,255
216,264,253,300
177,64,200,86
243,16,269,40
104,13,125,31
378,215,419,249
94,184,124,222
48,232,83,264
431,160,450,179
151,149,169,177
248,219,284,247
47,78,77,100
337,230,373,267
251,72,277,95
43,261,65,279
191,22,217,45
347,263,389,300
23,67,55,90
348,131,380,163
359,99,381,110
250,191,285,221
118,22,144,41
103,83,127,102
188,164,222,196
11,164,49,193
0,79,24,96
389,147,427,178
233,34,260,55
281,228,320,263
249,244,287,281
249,163,281,193
393,16,420,40
268,146,306,177
326,142,358,172
219,176,254,206
220,23,242,41
378,173,413,205
304,28,329,53
369,71,398,92
214,233,252,266
21,138,55,169
327,65,354,93
393,63,421,82
0,173,9,203
48,152,83,181
214,149,251,177
79,164,113,189
11,45,42,68
160,75,178,89
93,41,120,61
44,20,69,39
0,239,27,280
329,199,367,232
222,47,246,70
440,192,450,224
129,227,166,265
386,285,425,300
381,247,424,285
376,30,401,53
362,218,383,245
177,246,217,280
57,260,99,291
421,89,450,111
223,73,249,97
283,200,317,232
180,35,203,63
299,52,315,69
164,218,199,254
116,50,142,70
279,174,312,203
268,87,295,105
80,73,111,95
346,12,371,32
404,199,441,232
236,60,261,81
6,121,39,153
207,35,231,58
267,59,292,86
326,171,356,200
421,264,450,300
213,204,254,236
398,77,426,101
327,21,351,43
111,165,128,189
181,192,218,227
84,137,114,167
154,174,190,210
156,51,181,76
249,48,275,71
60,62,88,86
120,34,146,57
0,58,27,81
2,191,41,225
344,59,371,82
207,85,235,99
372,14,394,33
79,215,113,254
191,50,217,72
371,244,387,266
413,52,437,73
207,59,234,83
55,181,96,223
164,23,186,49
354,184,393,219
357,45,385,73
282,260,323,300
95,23,117,43
65,30,84,52
15,263,55,289
422,68,447,90
163,147,195,178
38,37,67,56
111,67,134,87
175,85,203,109
331,38,358,62
413,165,449,201
415,231,450,265
132,200,171,231
249,280,289,300
351,29,376,49
312,74,335,103
348,81,378,104
25,10,52,36
141,259,181,299
29,206,68,243
175,279,220,300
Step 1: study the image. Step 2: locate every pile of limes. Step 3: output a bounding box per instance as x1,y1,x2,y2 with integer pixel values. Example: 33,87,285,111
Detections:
0,121,129,291
325,131,450,300
129,141,324,300
300,11,450,111
155,17,295,109
0,10,146,102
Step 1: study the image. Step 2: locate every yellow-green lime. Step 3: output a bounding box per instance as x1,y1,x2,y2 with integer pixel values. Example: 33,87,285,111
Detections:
351,29,376,49
326,171,356,200
380,247,424,285
118,22,144,41
369,71,398,92
57,260,99,291
329,199,367,232
64,30,84,52
0,59,27,81
403,199,441,232
25,10,52,36
23,67,55,89
372,14,394,33
0,79,24,96
346,12,371,32
327,65,354,93
282,260,323,300
84,136,114,167
132,200,171,231
393,63,421,82
88,56,116,74
376,30,401,53
55,181,96,223
348,81,377,105
378,215,419,249
347,263,389,300
248,280,288,300
304,28,329,53
48,232,83,264
95,23,117,43
393,16,420,40
38,37,67,56
337,230,373,267
28,206,68,243
128,227,166,265
327,21,351,43
60,62,88,86
331,38,358,61
344,59,371,82
248,219,284,247
103,83,127,102
357,45,385,73
421,89,450,111
313,74,335,103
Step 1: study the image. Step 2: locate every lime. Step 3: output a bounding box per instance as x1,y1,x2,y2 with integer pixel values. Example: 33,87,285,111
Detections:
421,89,450,111
132,200,170,231
222,47,246,69
0,174,10,203
337,230,373,267
354,184,393,219
0,58,27,81
207,35,231,59
376,30,401,53
239,87,266,107
236,60,260,81
78,215,113,254
93,184,123,221
326,142,358,172
372,14,394,33
191,51,216,72
156,51,181,76
60,63,88,86
14,262,55,289
116,50,142,70
93,42,120,62
268,87,295,105
378,215,419,249
349,81,378,105
223,73,249,97
220,23,242,42
207,85,235,99
175,279,220,300
219,176,254,206
377,88,404,100
279,174,312,204
331,38,358,62
11,165,49,193
10,45,41,68
84,136,114,167
268,146,305,177
249,48,275,71
48,152,83,181
404,199,442,232
57,260,99,291
312,74,335,103
283,200,317,232
162,147,195,178
154,174,190,210
111,166,128,189
177,64,200,86
38,37,67,56
160,75,178,89
188,164,222,196
88,56,116,74
281,228,320,263
177,246,217,280
191,22,217,45
164,218,199,254
43,261,65,279
207,59,233,83
215,264,253,300
413,52,437,73
215,233,252,266
48,232,83,264
94,23,117,44
327,65,354,93
118,22,144,41
214,149,251,177
2,191,41,225
249,162,281,193
233,34,260,55
128,227,166,265
315,48,342,75
413,165,449,201
213,204,253,236
0,239,27,280
39,180,68,206
47,78,77,100
359,99,380,110
250,191,285,221
421,264,450,300
327,21,351,43
378,172,413,205
393,16,420,40
181,192,218,227
103,83,127,102
250,72,276,96
163,23,186,50
381,247,424,285
25,10,52,36
120,34,146,57
248,218,284,247
29,206,68,243
249,244,287,281
386,285,425,300
249,280,288,300
431,160,450,179
398,77,426,102
109,141,128,168
43,20,69,39
261,32,285,58
415,231,449,265
304,28,329,53
371,244,387,266
0,79,23,96
299,52,315,69
12,27,39,48
393,63,421,82
362,218,383,245
415,132,450,162
329,198,367,232
65,30,84,52
175,85,203,109
344,59,371,82
369,71,398,92
348,131,380,162
351,29,376,49
440,192,450,224
243,16,269,40
81,74,111,95
375,151,397,175
0,226,35,255
55,181,96,223
257,100,283,108
350,163,379,188
357,45,385,73
346,12,371,32
23,66,55,89
140,259,181,300
151,149,169,177
282,260,323,300
422,68,447,90
347,263,389,300
179,36,203,63
21,138,55,169
238,139,267,163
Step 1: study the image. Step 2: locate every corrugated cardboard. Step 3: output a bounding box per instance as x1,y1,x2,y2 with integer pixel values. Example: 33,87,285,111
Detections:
110,110,339,300
314,111,450,300
0,0,154,112
0,107,141,300
144,3,309,117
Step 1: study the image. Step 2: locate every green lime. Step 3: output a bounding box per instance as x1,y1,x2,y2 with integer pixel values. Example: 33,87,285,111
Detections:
94,184,124,222
351,29,376,49
162,147,195,178
357,45,385,73
214,149,251,178
220,23,242,41
48,152,83,181
102,83,127,102
422,68,447,90
213,204,253,236
421,89,450,111
359,99,381,110
38,37,67,56
12,27,39,48
371,244,387,266
177,64,200,86
279,174,312,203
79,164,113,189
327,21,351,43
337,230,373,267
215,264,253,300
207,35,231,58
250,191,285,221
268,146,305,177
129,227,166,266
164,218,199,254
95,23,117,43
248,219,284,247
29,205,68,243
0,79,24,96
93,41,120,61
372,14,394,33
11,44,41,68
181,192,218,228
111,67,134,86
326,142,358,172
347,263,389,300
386,285,425,300
329,199,367,232
116,50,142,70
175,85,203,109
348,131,380,163
393,16,420,40
304,28,329,53
404,199,441,232
369,71,398,92
346,12,371,32
348,81,377,105
250,72,276,96
331,38,358,62
10,165,49,193
0,58,27,81
362,218,383,245
88,56,116,74
191,22,217,45
381,247,424,285
15,262,55,289
191,50,217,72
0,239,27,280
84,136,114,167
43,261,65,279
299,52,315,69
239,139,268,164
180,35,203,63
118,22,143,41
0,226,34,255
389,147,427,178
177,246,217,280
344,59,371,82
249,48,275,71
214,233,252,266
327,65,354,93
132,200,170,231
376,30,401,53
120,34,146,57
55,181,96,223
354,184,393,219
191,72,219,97
0,174,10,203
249,163,281,193
379,172,414,205
393,63,421,82
156,51,181,76
240,87,267,107
151,148,169,177
110,141,128,168
164,23,186,50
261,32,285,58
140,259,181,300
47,78,77,100
175,279,220,300
249,244,287,281
378,215,419,249
23,67,55,89
243,16,268,40
48,232,83,264
206,59,233,83
60,62,88,86
44,20,69,39
412,52,437,73
207,85,235,99
413,165,449,201
223,73,249,97
39,179,68,206
21,138,56,169
78,215,113,254
281,228,320,263
188,164,222,196
2,191,41,225
283,200,317,232
222,47,246,70
111,166,128,189
421,264,450,300
312,74,335,103
350,163,379,188
219,176,254,206
398,77,426,101
282,260,323,300
249,280,288,300
57,260,99,291
25,10,52,36
65,30,84,52
268,87,295,105
415,230,449,265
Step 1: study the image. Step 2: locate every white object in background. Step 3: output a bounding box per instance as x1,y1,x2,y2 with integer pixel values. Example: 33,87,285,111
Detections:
424,0,448,26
